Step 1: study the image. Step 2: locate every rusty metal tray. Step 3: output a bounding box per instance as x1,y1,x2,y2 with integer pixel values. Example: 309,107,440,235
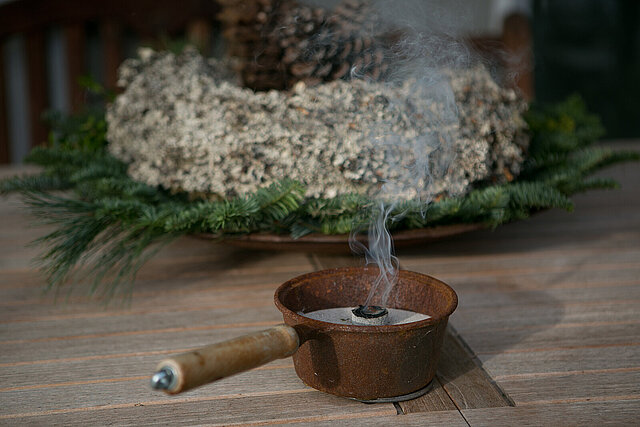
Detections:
197,223,484,253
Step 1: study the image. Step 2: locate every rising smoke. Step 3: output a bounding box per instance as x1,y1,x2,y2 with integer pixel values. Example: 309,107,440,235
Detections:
314,0,475,307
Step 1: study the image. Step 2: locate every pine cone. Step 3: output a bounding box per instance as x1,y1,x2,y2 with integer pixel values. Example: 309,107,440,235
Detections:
218,0,394,90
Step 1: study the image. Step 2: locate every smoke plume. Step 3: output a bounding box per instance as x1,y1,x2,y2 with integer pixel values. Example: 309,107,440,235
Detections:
336,0,473,307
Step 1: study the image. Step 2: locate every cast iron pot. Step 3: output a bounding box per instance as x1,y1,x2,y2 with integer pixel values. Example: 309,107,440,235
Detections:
151,267,458,401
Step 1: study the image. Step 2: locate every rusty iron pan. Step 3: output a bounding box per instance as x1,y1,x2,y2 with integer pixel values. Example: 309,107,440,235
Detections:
150,267,458,402
197,223,484,253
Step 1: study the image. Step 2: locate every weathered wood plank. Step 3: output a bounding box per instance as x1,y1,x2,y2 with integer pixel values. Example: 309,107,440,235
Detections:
0,389,397,425
463,400,640,427
407,261,640,282
0,303,283,343
0,269,50,290
0,324,286,364
0,264,284,304
398,378,458,413
0,363,316,416
0,270,278,324
397,212,640,248
0,264,294,297
462,323,640,355
498,370,640,404
1,408,469,427
0,282,278,321
453,276,640,294
401,245,640,272
0,353,292,390
479,345,640,379
455,284,640,309
277,411,468,426
90,252,310,283
0,246,314,316
399,329,513,414
399,231,640,261
451,302,640,333
436,332,512,410
0,289,278,325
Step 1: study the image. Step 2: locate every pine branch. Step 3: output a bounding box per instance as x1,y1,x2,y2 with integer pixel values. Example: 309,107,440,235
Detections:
1,94,638,298
508,182,573,210
254,179,306,224
0,174,71,194
525,94,605,160
556,177,619,195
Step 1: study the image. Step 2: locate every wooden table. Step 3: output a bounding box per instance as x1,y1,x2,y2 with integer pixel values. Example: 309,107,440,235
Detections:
1,146,639,425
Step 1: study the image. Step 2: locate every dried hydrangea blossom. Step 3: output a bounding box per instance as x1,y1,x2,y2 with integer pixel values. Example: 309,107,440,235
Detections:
107,48,529,200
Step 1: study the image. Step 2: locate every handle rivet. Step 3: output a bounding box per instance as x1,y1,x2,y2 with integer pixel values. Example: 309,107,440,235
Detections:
151,367,176,390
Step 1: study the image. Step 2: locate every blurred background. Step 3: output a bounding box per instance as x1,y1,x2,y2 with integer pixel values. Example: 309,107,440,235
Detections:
0,0,638,164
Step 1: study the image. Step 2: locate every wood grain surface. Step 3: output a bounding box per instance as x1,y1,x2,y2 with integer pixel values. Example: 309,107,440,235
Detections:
0,144,639,425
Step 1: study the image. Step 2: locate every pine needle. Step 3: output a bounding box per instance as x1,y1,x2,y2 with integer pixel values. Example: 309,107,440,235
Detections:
1,94,638,298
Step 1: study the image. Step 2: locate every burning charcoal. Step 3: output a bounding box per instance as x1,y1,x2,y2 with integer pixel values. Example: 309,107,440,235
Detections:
303,306,430,326
351,305,389,325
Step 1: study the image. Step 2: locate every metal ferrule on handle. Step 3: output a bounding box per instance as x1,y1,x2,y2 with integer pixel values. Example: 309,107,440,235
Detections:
151,324,299,394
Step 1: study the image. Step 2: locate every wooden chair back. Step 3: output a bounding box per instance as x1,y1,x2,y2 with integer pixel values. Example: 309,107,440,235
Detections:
0,1,531,165
0,0,219,163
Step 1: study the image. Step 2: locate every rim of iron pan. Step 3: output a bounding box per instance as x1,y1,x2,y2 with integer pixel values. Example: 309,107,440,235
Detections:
274,266,458,334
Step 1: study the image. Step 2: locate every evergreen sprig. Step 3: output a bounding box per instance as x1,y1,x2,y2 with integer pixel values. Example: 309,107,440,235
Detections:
1,95,638,296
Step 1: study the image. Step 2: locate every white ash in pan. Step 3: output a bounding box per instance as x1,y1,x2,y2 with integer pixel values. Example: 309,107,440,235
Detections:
107,48,529,199
303,307,430,326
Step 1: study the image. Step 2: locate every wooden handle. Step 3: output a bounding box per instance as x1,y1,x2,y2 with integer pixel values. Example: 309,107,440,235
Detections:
155,324,299,394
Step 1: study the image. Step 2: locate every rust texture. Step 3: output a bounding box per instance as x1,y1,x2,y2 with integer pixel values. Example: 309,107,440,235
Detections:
274,267,458,400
